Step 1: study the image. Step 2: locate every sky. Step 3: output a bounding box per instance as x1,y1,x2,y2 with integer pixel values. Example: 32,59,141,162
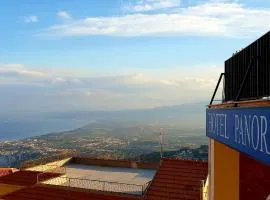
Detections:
1,0,270,115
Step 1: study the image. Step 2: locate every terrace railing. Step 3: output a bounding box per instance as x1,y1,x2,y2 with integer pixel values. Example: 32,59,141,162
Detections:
37,175,151,196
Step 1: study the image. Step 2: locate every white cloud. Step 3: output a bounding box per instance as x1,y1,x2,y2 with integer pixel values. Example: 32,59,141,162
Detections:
50,77,83,85
86,91,93,97
2,64,25,68
51,77,67,84
123,0,181,12
0,64,222,110
123,73,153,84
0,64,83,86
25,15,38,23
57,11,72,20
0,64,47,78
70,78,83,85
39,1,270,38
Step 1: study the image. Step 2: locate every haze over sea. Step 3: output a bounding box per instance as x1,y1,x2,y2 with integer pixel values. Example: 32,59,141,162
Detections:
0,102,206,141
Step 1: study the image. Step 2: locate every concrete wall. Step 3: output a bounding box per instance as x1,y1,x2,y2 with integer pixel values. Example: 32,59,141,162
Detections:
211,140,239,200
26,158,71,172
70,157,159,170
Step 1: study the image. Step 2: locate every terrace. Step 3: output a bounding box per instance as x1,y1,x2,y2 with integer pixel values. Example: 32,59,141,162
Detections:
32,157,158,196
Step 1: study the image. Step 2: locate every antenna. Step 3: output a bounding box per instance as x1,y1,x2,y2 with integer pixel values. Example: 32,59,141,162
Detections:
159,128,164,159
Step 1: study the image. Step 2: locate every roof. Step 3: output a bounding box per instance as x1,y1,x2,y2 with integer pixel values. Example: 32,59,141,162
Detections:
145,158,208,200
2,185,140,200
0,168,13,178
0,170,61,186
209,99,270,109
0,158,208,200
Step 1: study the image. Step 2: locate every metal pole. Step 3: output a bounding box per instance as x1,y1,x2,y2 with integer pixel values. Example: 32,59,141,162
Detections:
160,128,164,160
209,73,225,105
235,56,259,102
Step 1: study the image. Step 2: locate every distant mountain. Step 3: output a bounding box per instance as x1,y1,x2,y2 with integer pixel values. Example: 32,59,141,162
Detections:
0,101,207,141
48,101,207,126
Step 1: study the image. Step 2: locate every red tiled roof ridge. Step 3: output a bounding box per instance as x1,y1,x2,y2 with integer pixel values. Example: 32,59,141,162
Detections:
163,158,208,163
2,185,140,200
0,168,13,178
74,157,156,164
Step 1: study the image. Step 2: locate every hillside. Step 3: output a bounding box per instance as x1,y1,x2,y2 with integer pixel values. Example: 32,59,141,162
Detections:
0,101,208,167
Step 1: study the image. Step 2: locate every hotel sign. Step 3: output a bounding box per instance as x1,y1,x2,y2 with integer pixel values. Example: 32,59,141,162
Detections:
206,107,270,164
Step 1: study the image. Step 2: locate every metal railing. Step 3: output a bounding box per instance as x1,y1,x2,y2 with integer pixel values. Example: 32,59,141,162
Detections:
209,73,225,105
37,175,151,196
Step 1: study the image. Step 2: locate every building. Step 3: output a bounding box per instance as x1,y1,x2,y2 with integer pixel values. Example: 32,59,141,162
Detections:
0,157,208,200
0,169,13,178
207,31,270,200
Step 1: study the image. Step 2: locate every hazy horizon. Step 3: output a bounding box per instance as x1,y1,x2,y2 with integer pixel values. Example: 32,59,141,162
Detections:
1,0,269,115
0,101,206,141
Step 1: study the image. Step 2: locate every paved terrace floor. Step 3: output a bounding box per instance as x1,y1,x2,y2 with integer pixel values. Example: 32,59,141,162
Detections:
65,164,156,184
42,164,156,195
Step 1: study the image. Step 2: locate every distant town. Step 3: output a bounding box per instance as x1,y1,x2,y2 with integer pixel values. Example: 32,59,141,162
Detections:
0,120,208,167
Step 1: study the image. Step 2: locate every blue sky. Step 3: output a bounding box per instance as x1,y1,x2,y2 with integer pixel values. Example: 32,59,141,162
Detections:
1,0,270,114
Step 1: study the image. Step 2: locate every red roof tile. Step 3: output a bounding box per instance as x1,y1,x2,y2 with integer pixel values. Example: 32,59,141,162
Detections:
145,158,208,200
0,168,13,178
2,186,140,200
0,170,61,186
